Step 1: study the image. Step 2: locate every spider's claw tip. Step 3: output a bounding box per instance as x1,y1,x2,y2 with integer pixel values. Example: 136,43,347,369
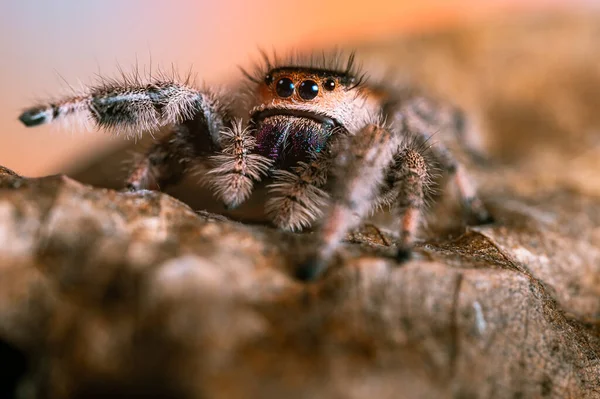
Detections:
481,214,496,225
395,247,412,263
224,203,239,211
125,183,139,192
295,256,328,282
19,108,49,127
473,211,495,226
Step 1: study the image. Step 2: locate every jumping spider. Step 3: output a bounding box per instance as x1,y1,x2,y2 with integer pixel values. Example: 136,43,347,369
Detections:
18,52,493,280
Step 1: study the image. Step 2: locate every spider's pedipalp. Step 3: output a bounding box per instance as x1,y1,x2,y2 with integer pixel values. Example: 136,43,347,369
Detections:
265,155,331,231
203,120,272,208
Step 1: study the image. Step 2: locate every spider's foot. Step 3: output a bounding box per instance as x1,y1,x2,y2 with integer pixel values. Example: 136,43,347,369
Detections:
467,150,493,168
224,203,239,211
475,211,495,225
19,107,50,127
295,256,328,282
395,247,413,263
125,182,159,192
125,183,139,192
464,197,495,226
471,205,495,225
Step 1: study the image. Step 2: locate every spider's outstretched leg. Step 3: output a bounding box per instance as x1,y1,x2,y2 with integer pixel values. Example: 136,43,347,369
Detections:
296,124,397,281
265,152,332,231
389,95,493,224
18,79,256,196
18,79,227,140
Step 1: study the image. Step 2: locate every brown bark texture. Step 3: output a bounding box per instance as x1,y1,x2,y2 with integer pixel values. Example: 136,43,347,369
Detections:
1,12,600,399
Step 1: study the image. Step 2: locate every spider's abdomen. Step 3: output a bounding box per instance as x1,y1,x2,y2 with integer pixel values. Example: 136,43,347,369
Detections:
254,115,332,169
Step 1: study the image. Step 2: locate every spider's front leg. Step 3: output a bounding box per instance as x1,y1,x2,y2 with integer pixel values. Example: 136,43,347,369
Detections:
18,77,271,201
296,124,401,281
19,79,224,139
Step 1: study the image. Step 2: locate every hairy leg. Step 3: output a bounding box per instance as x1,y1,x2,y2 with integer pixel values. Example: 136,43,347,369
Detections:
18,77,228,143
126,117,212,190
19,75,237,194
265,151,331,231
388,147,429,261
296,124,397,280
386,95,493,224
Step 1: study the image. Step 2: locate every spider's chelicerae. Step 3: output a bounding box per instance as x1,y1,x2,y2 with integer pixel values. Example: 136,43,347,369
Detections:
18,52,493,280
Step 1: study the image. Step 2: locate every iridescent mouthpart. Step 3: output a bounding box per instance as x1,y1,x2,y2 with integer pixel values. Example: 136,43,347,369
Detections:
253,113,334,169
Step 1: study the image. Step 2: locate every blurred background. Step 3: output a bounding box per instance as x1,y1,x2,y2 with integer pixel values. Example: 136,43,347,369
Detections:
0,0,597,177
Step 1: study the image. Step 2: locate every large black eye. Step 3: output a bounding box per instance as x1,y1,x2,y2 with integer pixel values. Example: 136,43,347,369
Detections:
298,80,319,100
276,78,295,97
323,78,336,91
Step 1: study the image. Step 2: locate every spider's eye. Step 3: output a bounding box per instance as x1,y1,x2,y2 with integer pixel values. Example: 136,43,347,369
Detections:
264,74,273,86
298,80,319,100
323,78,336,91
276,78,295,98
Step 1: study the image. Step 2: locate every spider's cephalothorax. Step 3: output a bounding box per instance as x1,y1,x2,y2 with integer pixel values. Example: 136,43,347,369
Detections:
18,51,493,280
247,64,379,169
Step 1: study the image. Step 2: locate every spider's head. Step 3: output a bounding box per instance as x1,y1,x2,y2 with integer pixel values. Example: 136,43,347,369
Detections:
249,65,382,168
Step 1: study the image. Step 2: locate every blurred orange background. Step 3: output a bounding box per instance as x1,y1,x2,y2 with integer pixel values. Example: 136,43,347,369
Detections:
0,0,591,176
